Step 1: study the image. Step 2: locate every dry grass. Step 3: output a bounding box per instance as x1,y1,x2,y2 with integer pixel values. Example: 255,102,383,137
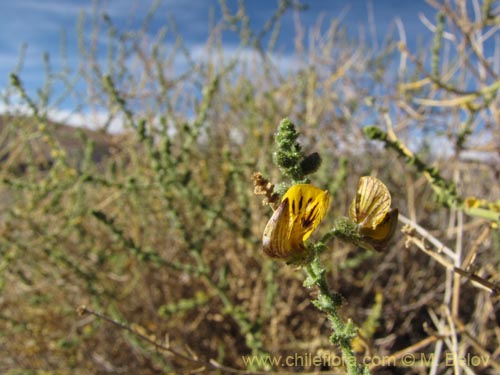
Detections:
1,1,500,374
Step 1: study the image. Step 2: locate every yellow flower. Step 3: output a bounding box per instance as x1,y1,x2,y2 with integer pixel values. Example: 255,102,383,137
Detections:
263,184,330,263
349,176,398,251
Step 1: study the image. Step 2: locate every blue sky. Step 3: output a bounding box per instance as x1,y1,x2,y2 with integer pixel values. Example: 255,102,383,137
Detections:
0,0,437,127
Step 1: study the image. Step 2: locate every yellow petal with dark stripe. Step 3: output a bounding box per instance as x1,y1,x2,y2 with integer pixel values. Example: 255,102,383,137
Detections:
263,198,293,259
262,184,330,260
349,176,391,229
360,208,399,251
283,184,330,243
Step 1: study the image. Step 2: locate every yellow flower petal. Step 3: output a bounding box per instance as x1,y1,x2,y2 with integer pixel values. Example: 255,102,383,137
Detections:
283,184,330,242
262,184,330,261
263,198,295,259
349,176,391,229
349,176,398,252
359,208,399,251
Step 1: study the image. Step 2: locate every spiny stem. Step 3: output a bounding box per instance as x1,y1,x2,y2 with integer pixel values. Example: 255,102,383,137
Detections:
363,126,461,208
305,257,368,375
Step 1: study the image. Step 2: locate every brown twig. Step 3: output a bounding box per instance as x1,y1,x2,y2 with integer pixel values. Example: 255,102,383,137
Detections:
400,214,500,296
76,305,351,375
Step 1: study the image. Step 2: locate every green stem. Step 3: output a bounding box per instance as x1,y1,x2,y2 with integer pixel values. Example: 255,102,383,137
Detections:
305,257,369,375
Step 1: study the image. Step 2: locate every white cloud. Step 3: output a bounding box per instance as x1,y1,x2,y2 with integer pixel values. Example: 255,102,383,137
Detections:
47,108,125,134
0,99,125,134
187,42,303,75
